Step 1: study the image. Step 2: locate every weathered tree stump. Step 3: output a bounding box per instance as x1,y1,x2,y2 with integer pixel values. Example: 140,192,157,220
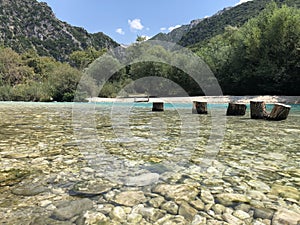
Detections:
250,101,269,119
152,102,164,111
192,101,208,114
226,103,247,116
268,103,291,121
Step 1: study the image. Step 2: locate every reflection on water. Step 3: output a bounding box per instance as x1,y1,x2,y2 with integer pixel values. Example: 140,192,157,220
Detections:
0,102,299,224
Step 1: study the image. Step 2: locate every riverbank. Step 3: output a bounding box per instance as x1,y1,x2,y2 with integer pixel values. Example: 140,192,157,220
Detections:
87,96,300,104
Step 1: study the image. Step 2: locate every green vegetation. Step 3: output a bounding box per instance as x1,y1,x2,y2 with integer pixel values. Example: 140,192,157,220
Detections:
0,47,86,101
0,0,299,101
0,0,118,101
84,43,208,98
97,2,300,97
196,3,300,95
179,0,300,47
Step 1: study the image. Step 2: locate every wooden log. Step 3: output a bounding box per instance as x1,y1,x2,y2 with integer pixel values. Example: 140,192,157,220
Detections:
268,103,291,121
250,101,269,119
152,102,164,111
226,103,247,116
192,101,208,114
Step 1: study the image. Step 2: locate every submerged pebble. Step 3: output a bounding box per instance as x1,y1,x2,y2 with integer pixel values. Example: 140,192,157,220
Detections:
0,103,299,224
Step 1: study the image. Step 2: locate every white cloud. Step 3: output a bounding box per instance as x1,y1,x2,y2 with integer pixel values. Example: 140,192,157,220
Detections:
128,19,144,31
236,0,252,5
116,28,125,35
160,27,167,32
141,35,150,40
168,25,181,32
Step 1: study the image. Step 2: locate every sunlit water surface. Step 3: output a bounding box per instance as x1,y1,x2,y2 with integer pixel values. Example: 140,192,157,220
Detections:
0,102,299,223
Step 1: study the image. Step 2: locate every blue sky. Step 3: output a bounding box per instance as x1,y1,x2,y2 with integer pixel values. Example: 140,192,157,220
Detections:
38,0,251,45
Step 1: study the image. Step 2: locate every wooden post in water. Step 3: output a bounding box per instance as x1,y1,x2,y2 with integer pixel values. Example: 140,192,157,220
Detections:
226,103,247,116
152,102,164,111
250,101,269,119
268,103,291,121
192,101,208,114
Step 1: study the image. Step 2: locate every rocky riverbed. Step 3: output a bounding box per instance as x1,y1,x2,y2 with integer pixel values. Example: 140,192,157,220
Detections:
0,102,299,224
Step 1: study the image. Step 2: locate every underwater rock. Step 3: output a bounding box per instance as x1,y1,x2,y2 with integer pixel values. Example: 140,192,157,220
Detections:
69,180,115,197
112,191,147,207
12,183,48,196
215,193,250,206
153,184,199,202
51,198,93,221
272,208,300,225
123,173,159,186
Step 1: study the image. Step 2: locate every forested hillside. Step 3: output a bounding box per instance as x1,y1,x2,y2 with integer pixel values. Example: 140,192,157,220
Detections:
0,0,299,101
0,0,118,61
180,0,299,47
152,0,300,48
195,2,300,95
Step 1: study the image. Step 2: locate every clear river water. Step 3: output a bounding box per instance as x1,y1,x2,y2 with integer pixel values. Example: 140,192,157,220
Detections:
0,102,299,224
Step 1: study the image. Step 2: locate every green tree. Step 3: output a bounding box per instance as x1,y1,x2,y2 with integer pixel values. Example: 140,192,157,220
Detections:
69,47,107,70
22,49,57,80
47,62,82,101
0,47,34,85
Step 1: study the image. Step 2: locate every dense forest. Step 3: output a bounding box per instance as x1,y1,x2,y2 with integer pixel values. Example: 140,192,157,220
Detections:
196,2,300,95
0,1,299,101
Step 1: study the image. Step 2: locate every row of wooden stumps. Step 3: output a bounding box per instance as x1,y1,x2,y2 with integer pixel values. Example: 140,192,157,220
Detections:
152,101,291,121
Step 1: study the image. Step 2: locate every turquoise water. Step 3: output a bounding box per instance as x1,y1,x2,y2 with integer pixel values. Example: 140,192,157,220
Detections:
2,100,300,111
74,101,300,112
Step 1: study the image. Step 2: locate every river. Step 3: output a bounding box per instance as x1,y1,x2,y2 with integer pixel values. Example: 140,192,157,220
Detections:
0,102,299,224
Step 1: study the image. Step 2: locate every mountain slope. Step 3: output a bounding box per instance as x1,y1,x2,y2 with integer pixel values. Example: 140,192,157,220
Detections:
179,0,300,47
0,0,118,61
151,19,202,43
151,0,300,47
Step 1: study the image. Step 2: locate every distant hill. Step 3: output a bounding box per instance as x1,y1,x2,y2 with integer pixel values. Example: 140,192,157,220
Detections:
180,0,300,47
0,0,118,61
151,19,202,43
152,0,300,47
